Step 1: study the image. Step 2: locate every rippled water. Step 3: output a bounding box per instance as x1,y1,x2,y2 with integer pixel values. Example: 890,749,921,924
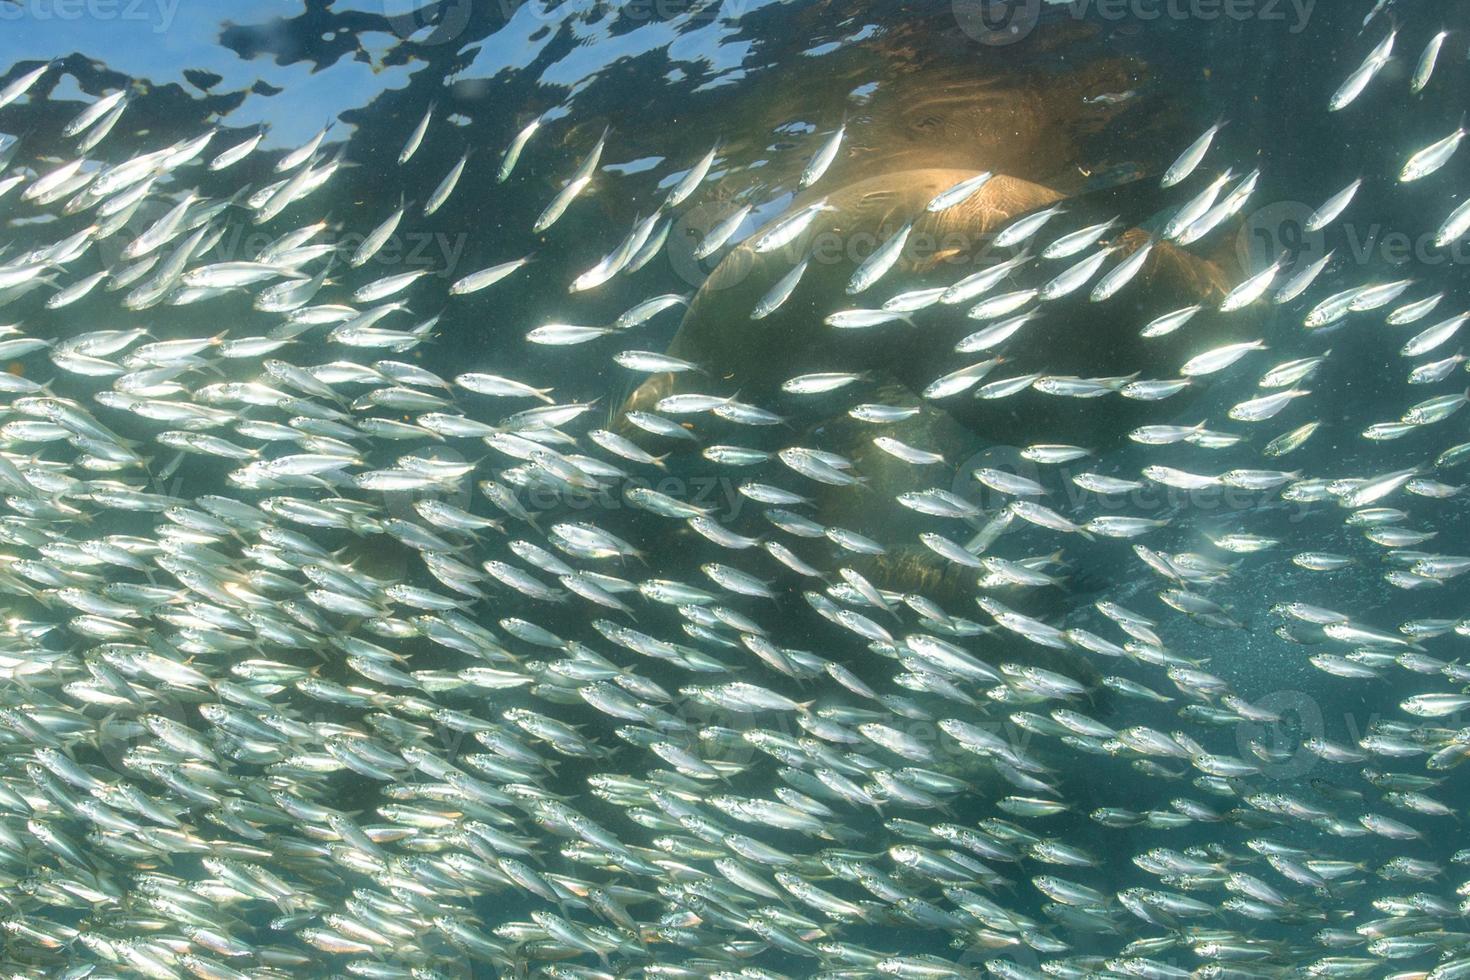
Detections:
10,1,1458,653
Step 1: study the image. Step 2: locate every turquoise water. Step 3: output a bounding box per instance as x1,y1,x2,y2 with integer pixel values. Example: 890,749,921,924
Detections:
0,1,1468,977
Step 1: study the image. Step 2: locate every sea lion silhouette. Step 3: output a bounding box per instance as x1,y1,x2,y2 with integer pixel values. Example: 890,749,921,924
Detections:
615,164,1242,699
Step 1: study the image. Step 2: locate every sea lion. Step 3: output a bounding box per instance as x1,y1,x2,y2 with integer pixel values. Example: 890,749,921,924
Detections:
620,166,1235,449
613,165,1241,700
